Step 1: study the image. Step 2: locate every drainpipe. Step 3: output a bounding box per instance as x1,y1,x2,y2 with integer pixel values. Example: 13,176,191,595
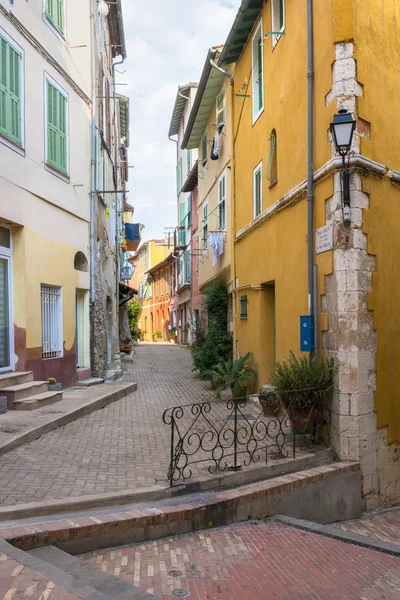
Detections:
209,59,233,86
307,0,315,347
90,0,97,374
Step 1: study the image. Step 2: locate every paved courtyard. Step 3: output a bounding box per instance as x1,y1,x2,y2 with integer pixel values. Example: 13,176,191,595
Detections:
0,344,216,507
84,520,400,599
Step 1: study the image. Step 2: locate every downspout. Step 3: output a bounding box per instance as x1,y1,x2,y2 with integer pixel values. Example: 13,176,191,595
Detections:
209,59,233,86
307,0,315,348
90,0,97,374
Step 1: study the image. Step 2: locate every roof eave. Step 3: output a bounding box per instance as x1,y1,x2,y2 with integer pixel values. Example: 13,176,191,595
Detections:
219,0,263,65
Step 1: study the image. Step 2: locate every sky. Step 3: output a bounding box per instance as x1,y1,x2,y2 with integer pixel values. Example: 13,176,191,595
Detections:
120,0,241,241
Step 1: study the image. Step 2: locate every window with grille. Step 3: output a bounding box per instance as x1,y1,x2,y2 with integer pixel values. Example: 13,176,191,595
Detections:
218,172,226,230
41,285,62,359
160,270,164,296
0,31,23,147
252,22,264,123
271,0,285,47
45,0,65,36
216,92,225,128
253,161,262,218
266,130,277,184
46,76,68,175
201,134,208,166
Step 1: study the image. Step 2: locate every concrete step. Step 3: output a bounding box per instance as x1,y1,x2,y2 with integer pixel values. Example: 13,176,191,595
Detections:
0,371,33,389
78,377,105,387
29,546,156,599
1,381,49,408
13,390,63,411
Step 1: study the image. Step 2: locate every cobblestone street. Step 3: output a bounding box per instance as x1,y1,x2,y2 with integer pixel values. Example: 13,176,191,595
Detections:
0,344,215,507
85,520,400,599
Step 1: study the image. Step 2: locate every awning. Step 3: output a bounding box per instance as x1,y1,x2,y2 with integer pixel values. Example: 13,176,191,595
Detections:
119,282,138,306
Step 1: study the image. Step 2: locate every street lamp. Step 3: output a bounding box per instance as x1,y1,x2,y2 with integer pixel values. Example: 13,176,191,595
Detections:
98,1,109,16
330,109,357,224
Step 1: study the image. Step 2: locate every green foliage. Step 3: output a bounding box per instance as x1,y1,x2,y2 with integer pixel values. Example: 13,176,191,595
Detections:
204,352,257,399
152,331,162,340
271,351,336,408
126,300,142,342
191,280,233,375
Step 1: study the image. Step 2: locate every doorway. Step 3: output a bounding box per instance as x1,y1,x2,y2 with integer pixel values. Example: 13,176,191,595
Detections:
0,227,13,372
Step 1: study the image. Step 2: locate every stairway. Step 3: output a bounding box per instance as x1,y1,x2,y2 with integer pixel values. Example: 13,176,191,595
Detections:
0,371,62,411
28,546,157,599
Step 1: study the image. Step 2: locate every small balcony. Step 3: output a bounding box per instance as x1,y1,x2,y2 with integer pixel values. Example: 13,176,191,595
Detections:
124,223,141,252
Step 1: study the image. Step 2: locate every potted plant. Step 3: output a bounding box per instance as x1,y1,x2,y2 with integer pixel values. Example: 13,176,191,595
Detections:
204,352,257,400
270,351,336,432
152,331,162,342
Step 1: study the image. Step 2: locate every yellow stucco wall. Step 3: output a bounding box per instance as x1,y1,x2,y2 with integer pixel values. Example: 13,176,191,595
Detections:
232,0,336,388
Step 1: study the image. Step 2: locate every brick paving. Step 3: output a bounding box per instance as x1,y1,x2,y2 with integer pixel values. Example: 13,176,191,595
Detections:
84,520,400,599
335,507,400,545
0,550,80,600
0,344,216,507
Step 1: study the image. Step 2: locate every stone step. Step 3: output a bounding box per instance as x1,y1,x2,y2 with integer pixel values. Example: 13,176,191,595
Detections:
0,371,33,389
13,390,63,411
1,381,49,408
78,377,105,387
28,546,156,599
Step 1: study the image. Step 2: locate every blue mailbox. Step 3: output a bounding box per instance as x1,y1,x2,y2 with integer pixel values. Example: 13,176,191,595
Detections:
300,316,314,352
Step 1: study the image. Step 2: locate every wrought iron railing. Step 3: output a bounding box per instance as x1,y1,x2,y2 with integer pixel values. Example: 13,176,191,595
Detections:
162,388,331,486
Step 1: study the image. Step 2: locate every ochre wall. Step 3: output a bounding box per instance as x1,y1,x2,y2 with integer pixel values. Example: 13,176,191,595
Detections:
232,0,336,388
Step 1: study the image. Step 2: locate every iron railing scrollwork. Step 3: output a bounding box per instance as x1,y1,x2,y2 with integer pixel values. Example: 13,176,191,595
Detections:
162,387,331,486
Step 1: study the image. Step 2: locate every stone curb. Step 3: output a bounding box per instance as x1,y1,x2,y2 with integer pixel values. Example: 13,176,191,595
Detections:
0,462,360,554
0,381,137,457
271,514,400,556
0,448,334,521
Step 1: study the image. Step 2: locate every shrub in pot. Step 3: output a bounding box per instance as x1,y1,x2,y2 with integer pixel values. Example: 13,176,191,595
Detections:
204,352,257,400
270,351,336,433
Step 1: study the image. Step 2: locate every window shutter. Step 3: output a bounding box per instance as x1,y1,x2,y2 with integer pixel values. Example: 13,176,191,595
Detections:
216,92,225,128
279,0,285,30
0,38,8,134
46,0,54,21
47,81,68,174
255,170,261,215
57,0,64,33
258,38,263,111
187,149,191,173
202,135,207,165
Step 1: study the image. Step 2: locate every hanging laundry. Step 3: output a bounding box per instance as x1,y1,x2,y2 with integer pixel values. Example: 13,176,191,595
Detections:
210,128,220,160
208,231,224,266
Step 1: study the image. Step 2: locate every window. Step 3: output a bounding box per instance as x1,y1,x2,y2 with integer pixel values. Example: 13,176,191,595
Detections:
105,79,111,148
179,202,186,246
160,270,164,296
218,172,226,230
45,75,68,175
41,285,63,358
187,194,192,231
252,22,264,123
240,295,248,319
155,273,159,297
187,149,191,174
201,134,208,166
253,161,262,218
144,248,148,266
216,92,225,128
138,281,143,300
45,0,65,36
185,250,191,283
165,267,170,294
203,201,208,249
139,251,143,269
266,129,277,185
0,31,23,148
271,0,285,47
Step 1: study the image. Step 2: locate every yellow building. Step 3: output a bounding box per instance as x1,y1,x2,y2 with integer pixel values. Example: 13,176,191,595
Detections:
216,0,400,508
135,240,170,341
182,47,232,327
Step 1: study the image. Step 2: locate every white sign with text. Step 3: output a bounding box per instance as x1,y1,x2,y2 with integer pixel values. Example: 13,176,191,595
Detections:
315,225,333,254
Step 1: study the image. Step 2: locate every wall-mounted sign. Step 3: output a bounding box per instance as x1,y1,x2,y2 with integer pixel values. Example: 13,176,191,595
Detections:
316,225,333,254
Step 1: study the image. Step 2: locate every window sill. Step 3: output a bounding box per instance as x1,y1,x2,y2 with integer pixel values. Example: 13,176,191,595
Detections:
252,107,264,127
268,178,278,189
0,134,25,157
45,162,70,184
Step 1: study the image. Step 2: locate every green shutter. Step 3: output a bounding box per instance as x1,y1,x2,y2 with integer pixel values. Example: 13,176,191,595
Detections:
255,170,261,215
258,38,263,111
46,0,64,34
187,149,191,173
57,0,65,34
47,81,68,174
0,36,22,146
46,0,54,22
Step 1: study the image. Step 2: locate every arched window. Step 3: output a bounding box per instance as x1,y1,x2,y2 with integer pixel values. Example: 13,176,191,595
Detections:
74,252,88,272
266,129,277,186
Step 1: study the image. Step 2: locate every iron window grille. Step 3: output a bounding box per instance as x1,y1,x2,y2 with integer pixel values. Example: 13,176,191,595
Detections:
41,285,62,358
240,295,248,319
